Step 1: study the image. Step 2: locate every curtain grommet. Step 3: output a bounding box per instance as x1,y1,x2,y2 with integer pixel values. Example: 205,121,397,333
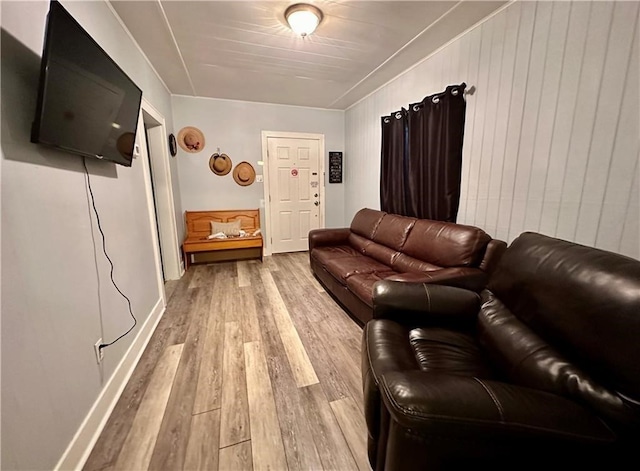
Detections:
432,96,440,104
395,112,403,119
451,89,459,96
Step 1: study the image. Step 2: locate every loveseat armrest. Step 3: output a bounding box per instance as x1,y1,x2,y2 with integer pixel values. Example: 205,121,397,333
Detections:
479,238,508,275
372,280,480,328
386,267,488,292
308,228,351,251
379,371,616,468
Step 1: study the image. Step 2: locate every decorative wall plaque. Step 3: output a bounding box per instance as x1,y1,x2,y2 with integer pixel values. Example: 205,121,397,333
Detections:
329,151,343,184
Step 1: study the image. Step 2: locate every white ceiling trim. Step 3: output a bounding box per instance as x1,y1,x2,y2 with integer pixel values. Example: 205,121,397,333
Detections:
344,0,515,111
155,0,197,96
102,0,171,95
171,93,344,113
328,0,462,108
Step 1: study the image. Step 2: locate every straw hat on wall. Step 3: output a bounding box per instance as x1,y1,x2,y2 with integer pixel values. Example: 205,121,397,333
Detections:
177,126,205,153
209,153,232,175
233,162,256,186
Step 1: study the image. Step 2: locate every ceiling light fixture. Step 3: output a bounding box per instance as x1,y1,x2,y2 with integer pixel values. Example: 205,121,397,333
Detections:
285,3,323,37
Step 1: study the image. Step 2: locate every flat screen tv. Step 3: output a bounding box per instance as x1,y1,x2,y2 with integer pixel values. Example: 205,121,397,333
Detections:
31,0,143,167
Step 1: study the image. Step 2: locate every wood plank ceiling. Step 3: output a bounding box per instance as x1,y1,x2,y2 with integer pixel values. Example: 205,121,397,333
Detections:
109,1,508,109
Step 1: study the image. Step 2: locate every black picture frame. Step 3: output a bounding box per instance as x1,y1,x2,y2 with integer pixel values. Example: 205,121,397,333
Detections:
329,151,343,183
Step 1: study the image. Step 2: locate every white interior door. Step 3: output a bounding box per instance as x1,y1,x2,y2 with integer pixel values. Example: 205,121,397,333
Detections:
267,136,321,253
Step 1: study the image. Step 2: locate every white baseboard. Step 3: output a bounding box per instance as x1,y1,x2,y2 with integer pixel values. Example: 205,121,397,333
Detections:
54,297,166,471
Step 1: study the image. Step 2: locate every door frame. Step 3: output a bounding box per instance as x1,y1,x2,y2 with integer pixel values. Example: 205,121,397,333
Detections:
140,98,183,280
261,131,326,256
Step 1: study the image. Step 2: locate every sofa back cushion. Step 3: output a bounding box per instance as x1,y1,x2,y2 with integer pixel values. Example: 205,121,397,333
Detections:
372,213,416,251
391,253,441,273
350,208,385,239
364,242,399,267
348,233,371,254
401,219,491,267
482,232,640,427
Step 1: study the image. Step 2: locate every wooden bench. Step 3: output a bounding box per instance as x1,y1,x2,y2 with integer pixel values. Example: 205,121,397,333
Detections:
182,209,263,269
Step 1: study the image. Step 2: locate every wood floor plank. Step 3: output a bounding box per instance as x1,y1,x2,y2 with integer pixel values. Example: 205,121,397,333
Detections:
237,260,252,287
164,279,180,301
260,270,319,387
219,321,250,448
244,341,288,471
113,343,183,471
184,409,221,471
271,268,326,324
284,252,325,292
147,286,212,470
245,266,324,470
330,397,370,471
188,264,214,289
264,353,324,471
220,272,240,323
312,316,364,411
272,270,353,402
300,383,359,471
82,276,196,471
193,274,226,414
239,287,261,343
262,255,280,272
219,441,253,471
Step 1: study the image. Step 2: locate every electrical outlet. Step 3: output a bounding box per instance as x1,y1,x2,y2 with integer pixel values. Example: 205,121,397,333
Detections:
94,338,104,364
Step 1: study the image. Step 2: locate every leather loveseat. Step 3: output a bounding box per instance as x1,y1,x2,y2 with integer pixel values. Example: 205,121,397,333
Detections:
362,232,640,470
309,208,506,324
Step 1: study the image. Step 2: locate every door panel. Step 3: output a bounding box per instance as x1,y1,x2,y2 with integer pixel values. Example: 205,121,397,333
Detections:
267,137,321,253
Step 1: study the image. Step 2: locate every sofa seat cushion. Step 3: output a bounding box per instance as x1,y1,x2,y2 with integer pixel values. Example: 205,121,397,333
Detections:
346,271,398,307
409,327,495,377
311,245,360,266
364,320,495,382
324,255,392,284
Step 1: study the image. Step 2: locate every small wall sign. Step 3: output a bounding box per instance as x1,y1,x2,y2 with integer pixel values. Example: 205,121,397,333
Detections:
329,152,343,183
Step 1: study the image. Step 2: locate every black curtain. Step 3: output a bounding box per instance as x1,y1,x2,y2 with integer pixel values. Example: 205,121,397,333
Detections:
380,83,466,222
380,108,408,215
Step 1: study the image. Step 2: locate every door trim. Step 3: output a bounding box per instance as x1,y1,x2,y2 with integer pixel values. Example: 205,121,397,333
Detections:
261,131,326,256
141,99,183,280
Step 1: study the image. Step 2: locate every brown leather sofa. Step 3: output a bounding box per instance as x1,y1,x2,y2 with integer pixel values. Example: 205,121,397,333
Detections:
362,232,640,470
309,208,506,324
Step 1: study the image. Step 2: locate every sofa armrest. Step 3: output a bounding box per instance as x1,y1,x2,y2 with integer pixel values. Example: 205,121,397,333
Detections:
479,238,508,275
380,370,615,445
308,228,351,251
372,280,480,327
386,267,488,292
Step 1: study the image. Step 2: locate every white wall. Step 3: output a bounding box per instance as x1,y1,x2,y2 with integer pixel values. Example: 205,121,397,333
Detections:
172,95,346,230
1,1,176,469
345,1,639,259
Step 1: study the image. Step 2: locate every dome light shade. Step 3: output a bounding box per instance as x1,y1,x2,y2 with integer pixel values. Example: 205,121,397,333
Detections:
285,4,323,37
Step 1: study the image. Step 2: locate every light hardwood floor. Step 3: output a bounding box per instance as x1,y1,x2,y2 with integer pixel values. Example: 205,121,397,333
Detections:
84,252,368,471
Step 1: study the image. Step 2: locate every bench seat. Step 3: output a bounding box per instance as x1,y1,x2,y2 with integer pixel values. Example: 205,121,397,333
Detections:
182,209,263,269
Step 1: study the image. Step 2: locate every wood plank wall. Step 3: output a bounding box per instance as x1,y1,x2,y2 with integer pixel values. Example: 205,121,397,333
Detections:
345,1,639,259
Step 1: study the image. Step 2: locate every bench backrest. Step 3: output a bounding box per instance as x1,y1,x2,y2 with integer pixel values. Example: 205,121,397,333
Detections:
185,209,260,239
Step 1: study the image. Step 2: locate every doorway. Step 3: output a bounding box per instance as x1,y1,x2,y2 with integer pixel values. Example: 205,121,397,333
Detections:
261,131,325,255
140,99,182,281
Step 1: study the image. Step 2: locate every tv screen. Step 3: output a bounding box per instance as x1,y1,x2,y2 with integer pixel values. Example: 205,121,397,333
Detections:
31,1,143,167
